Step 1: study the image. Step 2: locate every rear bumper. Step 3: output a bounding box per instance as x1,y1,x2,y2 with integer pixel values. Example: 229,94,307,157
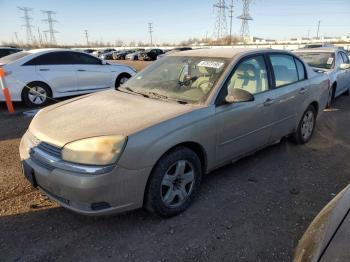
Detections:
19,132,152,216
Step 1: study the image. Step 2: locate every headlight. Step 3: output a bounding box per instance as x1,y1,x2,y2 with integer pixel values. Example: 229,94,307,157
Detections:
62,135,127,165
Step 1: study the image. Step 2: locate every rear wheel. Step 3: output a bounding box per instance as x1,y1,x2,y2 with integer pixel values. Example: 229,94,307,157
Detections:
22,82,52,108
144,147,202,217
291,105,316,144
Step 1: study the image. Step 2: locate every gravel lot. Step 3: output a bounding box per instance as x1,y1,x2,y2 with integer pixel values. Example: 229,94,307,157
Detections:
1,60,350,262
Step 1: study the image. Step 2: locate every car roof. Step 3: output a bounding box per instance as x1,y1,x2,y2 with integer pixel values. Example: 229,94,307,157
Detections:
169,48,290,58
27,48,73,54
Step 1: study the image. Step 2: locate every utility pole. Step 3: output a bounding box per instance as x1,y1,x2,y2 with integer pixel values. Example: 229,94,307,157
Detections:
228,0,234,45
14,32,20,45
148,22,153,46
84,30,89,46
37,27,43,46
18,6,36,45
316,20,321,39
42,10,58,45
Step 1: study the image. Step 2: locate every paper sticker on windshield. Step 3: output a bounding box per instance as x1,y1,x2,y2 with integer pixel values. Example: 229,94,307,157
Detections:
197,61,224,69
327,57,334,65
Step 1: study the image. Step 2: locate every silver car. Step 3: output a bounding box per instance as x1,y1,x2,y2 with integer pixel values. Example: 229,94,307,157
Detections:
294,47,350,107
19,48,329,217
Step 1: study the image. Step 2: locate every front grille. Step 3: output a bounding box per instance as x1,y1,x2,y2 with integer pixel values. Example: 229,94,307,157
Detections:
37,142,61,158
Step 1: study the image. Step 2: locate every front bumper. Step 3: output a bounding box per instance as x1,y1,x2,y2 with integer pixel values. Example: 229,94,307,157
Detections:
19,132,152,216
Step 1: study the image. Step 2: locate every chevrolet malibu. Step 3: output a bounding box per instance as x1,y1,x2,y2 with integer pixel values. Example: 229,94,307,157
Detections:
20,48,329,217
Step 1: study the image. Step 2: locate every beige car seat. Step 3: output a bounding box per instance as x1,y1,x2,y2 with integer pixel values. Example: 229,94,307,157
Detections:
229,63,264,94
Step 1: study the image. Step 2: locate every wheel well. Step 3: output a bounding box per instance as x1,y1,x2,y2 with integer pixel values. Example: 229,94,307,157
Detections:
332,82,337,96
310,101,319,116
115,73,131,86
21,81,52,100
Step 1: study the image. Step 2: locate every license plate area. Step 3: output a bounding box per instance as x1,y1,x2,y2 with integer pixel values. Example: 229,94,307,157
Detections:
22,161,37,188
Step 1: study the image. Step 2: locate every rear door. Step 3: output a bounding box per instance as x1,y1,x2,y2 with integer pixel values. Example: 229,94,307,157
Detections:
70,52,113,91
26,51,78,93
267,54,309,142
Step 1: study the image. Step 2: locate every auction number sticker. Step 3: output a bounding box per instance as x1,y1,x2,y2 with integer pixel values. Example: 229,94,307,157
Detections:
327,57,334,65
197,61,224,69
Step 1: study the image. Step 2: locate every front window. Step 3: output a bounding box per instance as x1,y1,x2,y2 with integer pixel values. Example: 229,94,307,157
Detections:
296,52,335,69
121,56,229,103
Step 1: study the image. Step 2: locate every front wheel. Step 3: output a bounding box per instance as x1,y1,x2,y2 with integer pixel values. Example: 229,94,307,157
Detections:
115,73,131,88
326,85,335,108
22,82,52,108
144,147,202,217
291,105,316,144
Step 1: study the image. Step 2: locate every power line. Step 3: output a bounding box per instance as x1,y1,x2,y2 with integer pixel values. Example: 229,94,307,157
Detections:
148,22,153,46
18,6,36,44
84,30,89,46
42,10,58,45
237,0,253,43
213,0,228,39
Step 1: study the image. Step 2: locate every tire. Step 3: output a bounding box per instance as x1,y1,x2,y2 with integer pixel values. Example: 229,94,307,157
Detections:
22,82,52,108
326,85,335,108
115,73,131,88
144,147,202,217
291,105,317,144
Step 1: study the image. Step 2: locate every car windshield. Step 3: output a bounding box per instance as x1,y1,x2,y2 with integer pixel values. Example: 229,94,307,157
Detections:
296,52,335,69
0,51,31,64
120,56,229,104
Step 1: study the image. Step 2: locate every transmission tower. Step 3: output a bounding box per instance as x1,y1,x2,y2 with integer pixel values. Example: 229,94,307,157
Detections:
148,23,153,46
42,10,58,45
237,0,253,43
18,7,36,44
213,0,228,40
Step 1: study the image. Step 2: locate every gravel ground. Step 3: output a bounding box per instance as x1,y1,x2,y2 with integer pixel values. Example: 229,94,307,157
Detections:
0,60,350,261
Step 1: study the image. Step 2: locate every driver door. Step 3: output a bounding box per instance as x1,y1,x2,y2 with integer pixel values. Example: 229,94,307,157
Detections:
215,55,274,164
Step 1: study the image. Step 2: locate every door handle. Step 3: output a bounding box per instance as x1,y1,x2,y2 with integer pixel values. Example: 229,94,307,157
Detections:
299,88,307,94
263,98,275,106
39,68,50,71
77,69,86,72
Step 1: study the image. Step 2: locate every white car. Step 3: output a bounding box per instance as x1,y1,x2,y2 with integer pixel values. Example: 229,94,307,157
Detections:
0,49,136,107
295,47,350,107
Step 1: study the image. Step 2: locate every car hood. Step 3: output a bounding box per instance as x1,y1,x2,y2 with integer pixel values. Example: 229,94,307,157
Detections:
29,90,195,147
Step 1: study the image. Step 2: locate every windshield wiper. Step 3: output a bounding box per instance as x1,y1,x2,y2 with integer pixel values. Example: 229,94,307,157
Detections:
118,86,150,98
145,91,188,104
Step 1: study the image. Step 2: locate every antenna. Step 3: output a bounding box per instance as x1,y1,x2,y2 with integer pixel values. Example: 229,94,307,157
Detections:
237,0,253,43
228,0,234,45
84,30,89,46
42,10,58,45
213,0,228,40
148,22,153,46
18,6,36,44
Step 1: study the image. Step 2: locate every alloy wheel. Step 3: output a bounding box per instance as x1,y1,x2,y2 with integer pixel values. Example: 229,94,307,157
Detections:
28,86,47,105
301,110,315,140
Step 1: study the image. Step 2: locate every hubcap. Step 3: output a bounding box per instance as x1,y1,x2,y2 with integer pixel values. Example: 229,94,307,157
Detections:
119,77,129,85
301,110,315,140
160,160,195,208
28,86,47,105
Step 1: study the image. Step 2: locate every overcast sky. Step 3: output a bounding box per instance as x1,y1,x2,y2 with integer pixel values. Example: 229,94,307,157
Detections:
0,0,349,45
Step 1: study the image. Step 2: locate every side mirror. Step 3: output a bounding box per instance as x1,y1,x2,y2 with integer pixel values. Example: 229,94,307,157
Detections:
225,88,254,103
340,63,350,70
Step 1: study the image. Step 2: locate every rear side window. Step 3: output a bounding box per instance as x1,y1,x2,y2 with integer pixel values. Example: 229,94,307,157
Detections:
295,58,306,80
70,52,102,65
24,52,76,65
270,54,298,87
